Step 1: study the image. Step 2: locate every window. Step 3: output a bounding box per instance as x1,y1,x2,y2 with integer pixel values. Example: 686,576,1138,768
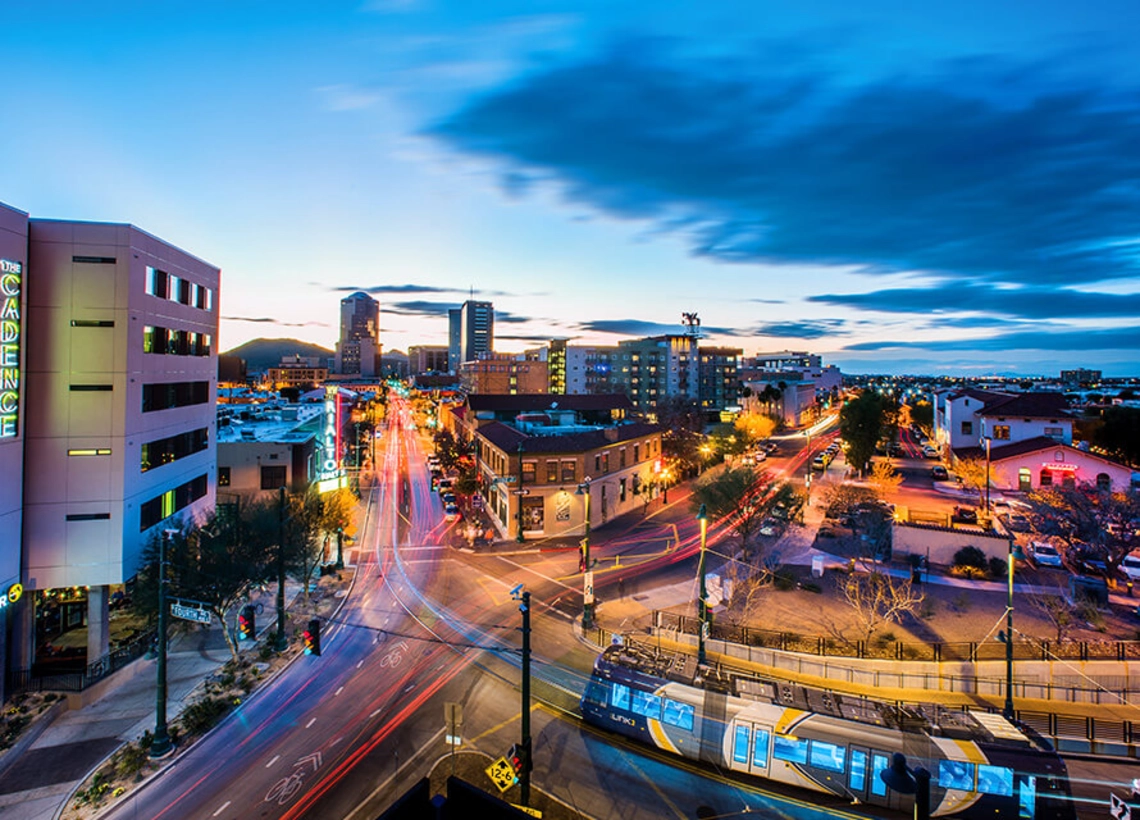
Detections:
68,448,111,456
939,760,975,791
141,381,210,412
733,726,749,764
977,764,1013,796
662,699,694,730
809,741,845,772
546,460,559,483
993,424,1011,440
261,465,287,490
73,255,116,264
849,749,867,792
561,461,576,483
871,753,890,796
773,734,809,764
521,461,536,483
1096,472,1111,490
139,473,207,530
961,421,973,436
631,689,661,719
602,453,610,473
218,466,231,487
70,319,114,327
66,512,111,521
146,266,169,298
1039,469,1053,487
1044,426,1063,438
141,428,208,472
619,477,627,501
620,448,627,468
70,384,113,392
634,444,640,462
752,728,770,768
610,683,630,711
594,455,601,472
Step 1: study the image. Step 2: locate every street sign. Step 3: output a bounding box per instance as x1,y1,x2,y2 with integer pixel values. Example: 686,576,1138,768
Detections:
170,602,211,625
485,757,517,793
583,570,594,605
512,488,530,496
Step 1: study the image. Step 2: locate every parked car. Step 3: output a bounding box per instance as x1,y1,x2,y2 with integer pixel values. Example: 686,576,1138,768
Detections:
763,441,779,454
759,518,780,537
442,492,457,505
1119,552,1140,582
1069,546,1108,577
752,450,768,462
1001,513,1032,533
922,445,938,459
811,454,828,471
444,502,460,520
931,465,949,480
471,493,485,510
1028,541,1063,568
951,506,978,524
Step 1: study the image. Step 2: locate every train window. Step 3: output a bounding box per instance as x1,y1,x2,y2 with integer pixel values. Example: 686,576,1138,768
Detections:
611,683,631,711
772,734,808,765
1018,775,1036,819
938,760,976,791
733,726,750,764
848,750,867,792
631,690,662,719
977,764,1013,796
809,740,845,773
662,699,694,730
751,728,770,769
870,753,890,796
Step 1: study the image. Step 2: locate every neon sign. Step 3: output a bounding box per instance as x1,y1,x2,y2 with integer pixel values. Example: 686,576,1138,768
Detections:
0,259,22,439
321,385,340,477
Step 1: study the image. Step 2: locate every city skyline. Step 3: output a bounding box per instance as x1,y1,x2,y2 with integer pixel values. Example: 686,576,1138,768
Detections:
5,1,1140,376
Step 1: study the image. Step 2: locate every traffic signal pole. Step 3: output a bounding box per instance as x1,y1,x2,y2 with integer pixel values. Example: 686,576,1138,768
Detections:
515,588,532,807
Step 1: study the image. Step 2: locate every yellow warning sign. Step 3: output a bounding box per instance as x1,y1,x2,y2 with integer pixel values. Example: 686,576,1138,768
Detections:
485,757,517,793
511,804,543,817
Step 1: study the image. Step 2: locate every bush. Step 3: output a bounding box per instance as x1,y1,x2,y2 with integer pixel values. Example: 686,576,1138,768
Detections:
773,569,797,591
987,557,1007,579
179,695,233,736
114,743,149,779
952,546,988,572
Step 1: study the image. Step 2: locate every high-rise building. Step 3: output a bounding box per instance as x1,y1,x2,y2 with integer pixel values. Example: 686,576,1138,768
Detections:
21,218,219,668
447,308,462,373
335,291,380,377
614,335,700,416
458,300,494,366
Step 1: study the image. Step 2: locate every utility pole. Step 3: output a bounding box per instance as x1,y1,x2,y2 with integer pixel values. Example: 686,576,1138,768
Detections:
697,504,710,666
276,485,288,651
511,586,532,806
150,529,177,758
578,478,593,629
516,442,526,543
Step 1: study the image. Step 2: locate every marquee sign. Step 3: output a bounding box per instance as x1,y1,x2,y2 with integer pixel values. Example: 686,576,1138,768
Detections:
0,258,22,439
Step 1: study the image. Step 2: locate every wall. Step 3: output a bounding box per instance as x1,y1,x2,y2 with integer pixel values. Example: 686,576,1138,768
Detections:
891,521,1010,565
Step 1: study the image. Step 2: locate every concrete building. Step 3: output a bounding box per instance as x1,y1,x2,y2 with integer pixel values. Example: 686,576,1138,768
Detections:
459,352,548,395
0,204,28,692
698,346,742,416
268,355,327,390
564,345,619,396
614,335,700,416
21,219,219,667
936,389,1072,457
447,307,462,373
334,291,380,377
407,345,450,376
457,300,494,367
216,404,321,500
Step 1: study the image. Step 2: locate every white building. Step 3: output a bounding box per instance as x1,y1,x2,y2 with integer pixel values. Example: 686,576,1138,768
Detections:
21,220,219,663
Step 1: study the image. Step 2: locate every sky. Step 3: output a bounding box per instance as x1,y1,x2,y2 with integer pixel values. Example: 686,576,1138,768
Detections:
4,1,1140,376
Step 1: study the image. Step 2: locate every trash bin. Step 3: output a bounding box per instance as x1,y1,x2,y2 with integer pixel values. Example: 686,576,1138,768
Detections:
811,554,825,579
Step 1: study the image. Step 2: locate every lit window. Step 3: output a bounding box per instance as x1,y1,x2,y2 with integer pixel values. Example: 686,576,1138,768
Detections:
610,683,630,711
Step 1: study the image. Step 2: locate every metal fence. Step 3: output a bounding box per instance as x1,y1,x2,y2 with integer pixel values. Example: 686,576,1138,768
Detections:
6,629,157,695
654,611,1140,662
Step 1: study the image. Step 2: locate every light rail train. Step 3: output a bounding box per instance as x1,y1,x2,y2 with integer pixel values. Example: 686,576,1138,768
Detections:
580,644,1073,818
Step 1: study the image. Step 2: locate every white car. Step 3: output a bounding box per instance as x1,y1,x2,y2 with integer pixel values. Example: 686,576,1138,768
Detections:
922,445,938,459
1029,542,1063,568
1120,553,1140,582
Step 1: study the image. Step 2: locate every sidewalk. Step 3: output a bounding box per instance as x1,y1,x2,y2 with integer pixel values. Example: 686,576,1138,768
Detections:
0,580,305,820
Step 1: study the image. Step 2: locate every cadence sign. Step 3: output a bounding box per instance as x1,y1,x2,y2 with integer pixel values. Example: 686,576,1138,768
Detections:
0,259,21,439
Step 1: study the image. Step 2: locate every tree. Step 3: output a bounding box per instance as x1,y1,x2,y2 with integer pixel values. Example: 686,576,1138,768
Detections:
757,384,783,419
691,467,798,560
1093,406,1140,467
840,566,924,643
868,460,903,497
954,457,989,503
1025,586,1078,643
909,400,933,433
839,391,892,476
657,396,706,476
432,429,461,470
1024,484,1140,576
734,412,776,448
283,489,326,607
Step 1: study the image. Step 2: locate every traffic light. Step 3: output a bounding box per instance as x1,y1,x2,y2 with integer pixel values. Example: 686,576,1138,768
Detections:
303,618,321,656
238,605,255,641
579,544,587,573
507,744,523,783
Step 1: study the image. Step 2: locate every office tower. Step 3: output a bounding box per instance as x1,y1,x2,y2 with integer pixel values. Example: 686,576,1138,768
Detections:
458,300,493,365
335,291,380,377
448,308,462,373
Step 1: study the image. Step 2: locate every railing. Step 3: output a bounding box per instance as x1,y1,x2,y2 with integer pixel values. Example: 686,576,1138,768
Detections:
6,629,157,695
654,611,1140,662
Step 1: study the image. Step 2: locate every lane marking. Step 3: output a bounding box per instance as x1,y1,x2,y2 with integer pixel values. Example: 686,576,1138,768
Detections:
213,801,231,816
357,660,364,669
305,717,317,729
334,686,344,696
266,755,280,768
370,708,383,718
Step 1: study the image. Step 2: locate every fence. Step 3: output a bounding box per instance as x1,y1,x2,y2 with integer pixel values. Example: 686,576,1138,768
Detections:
6,629,157,695
655,611,1140,663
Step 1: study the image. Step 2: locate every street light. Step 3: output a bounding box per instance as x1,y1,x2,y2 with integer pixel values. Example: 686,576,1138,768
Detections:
510,584,533,807
577,478,594,629
696,504,710,666
879,752,931,820
151,528,179,759
998,534,1024,721
984,435,992,517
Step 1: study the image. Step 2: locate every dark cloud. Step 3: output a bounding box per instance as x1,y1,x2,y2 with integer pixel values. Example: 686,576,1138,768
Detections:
430,38,1140,289
753,319,846,339
811,284,1140,320
330,284,454,295
577,318,741,337
382,300,457,316
223,316,329,328
844,326,1140,352
494,333,560,343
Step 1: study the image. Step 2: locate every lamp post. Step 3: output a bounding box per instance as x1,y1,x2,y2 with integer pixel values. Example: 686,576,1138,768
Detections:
578,478,594,629
984,436,992,515
511,585,532,807
879,752,930,820
275,485,288,651
150,528,178,759
999,534,1017,721
516,443,526,543
661,468,671,504
335,527,344,570
696,504,710,666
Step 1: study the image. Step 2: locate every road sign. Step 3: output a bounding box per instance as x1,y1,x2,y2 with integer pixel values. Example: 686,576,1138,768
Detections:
1111,794,1132,820
485,757,517,793
583,570,595,605
170,602,211,625
512,488,530,496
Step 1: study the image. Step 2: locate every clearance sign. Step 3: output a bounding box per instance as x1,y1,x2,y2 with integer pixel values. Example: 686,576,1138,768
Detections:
0,258,20,439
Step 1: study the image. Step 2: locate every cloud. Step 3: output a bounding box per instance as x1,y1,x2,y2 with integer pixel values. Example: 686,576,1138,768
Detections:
330,284,454,295
222,316,330,328
577,318,740,337
316,84,383,111
753,319,846,339
382,300,457,317
429,38,1140,290
844,326,1140,352
811,284,1140,320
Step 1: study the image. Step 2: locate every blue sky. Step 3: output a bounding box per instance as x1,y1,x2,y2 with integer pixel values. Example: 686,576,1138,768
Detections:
4,0,1140,375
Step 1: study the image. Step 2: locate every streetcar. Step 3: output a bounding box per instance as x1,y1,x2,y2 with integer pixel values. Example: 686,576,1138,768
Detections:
580,644,1073,818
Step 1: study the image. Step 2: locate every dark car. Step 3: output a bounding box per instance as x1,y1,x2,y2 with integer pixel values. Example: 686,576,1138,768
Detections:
931,465,949,480
951,506,978,524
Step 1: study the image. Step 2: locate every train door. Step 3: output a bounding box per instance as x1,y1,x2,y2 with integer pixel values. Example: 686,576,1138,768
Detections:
847,745,870,803
866,750,893,810
728,721,772,777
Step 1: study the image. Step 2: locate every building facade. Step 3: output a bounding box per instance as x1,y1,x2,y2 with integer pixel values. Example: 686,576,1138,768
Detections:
334,291,380,377
268,355,328,390
459,352,548,395
457,300,494,366
407,345,450,375
21,219,219,665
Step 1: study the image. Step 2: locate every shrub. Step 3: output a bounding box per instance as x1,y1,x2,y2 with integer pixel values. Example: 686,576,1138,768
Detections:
987,557,1007,579
952,546,988,572
114,743,149,779
773,569,797,591
179,695,233,736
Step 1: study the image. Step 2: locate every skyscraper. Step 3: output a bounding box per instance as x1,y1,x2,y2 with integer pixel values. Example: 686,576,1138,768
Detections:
447,307,462,373
459,300,494,365
335,291,380,377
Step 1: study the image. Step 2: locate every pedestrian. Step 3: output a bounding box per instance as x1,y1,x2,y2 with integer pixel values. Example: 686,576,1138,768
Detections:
618,577,625,599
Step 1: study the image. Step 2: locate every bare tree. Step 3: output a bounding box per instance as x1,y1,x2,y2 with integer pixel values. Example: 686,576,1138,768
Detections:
954,457,989,504
840,567,924,643
868,460,903,497
1024,586,1078,644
